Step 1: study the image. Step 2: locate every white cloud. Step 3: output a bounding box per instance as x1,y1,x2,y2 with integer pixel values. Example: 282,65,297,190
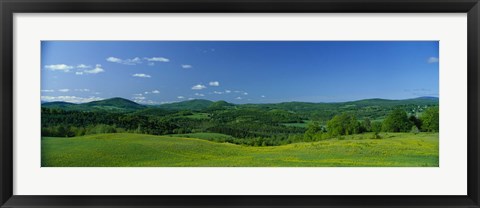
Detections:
428,57,439,63
235,97,242,100
148,62,155,66
41,96,103,103
106,57,122,63
225,90,231,93
195,93,205,97
74,89,90,92
202,48,216,53
58,89,70,92
133,73,151,78
41,90,54,93
133,96,146,100
45,64,104,74
213,91,223,94
134,99,159,105
142,90,159,94
177,96,185,99
83,64,104,74
145,57,170,62
233,90,248,95
188,98,195,100
129,57,143,65
133,93,143,96
261,95,266,98
209,81,220,86
106,57,142,65
76,64,91,69
191,84,206,90
181,64,193,69
44,64,74,72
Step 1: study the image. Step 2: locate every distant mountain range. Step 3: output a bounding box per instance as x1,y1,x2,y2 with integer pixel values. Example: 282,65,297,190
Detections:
42,97,145,111
41,97,439,112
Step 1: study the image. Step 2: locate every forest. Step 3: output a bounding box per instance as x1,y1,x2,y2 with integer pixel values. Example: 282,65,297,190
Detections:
41,96,439,146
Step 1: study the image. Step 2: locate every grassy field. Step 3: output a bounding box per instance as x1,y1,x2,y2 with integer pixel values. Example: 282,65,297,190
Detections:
168,132,234,141
41,132,438,167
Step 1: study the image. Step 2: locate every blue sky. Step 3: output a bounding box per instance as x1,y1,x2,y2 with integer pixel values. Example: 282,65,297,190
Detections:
41,41,439,104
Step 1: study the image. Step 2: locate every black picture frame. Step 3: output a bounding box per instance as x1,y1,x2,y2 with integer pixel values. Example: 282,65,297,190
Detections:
1,0,479,207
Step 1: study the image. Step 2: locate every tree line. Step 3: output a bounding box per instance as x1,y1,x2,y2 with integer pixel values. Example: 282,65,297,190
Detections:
304,106,439,141
41,106,439,146
41,107,305,143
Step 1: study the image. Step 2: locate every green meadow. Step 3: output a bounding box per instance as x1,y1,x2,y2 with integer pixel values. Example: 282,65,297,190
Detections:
41,132,438,167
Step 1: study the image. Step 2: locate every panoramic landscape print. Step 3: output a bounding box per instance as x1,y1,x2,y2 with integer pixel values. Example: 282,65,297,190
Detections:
41,41,439,167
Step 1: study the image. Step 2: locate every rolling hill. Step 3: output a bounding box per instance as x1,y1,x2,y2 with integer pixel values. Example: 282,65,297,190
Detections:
41,101,77,108
243,97,438,111
41,132,439,167
41,97,438,114
84,97,146,110
41,97,146,112
157,99,214,111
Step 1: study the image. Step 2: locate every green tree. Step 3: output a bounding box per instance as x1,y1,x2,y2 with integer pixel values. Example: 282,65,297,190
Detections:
86,124,117,135
362,118,372,132
421,106,439,132
304,121,326,141
371,121,382,133
382,109,412,132
56,125,69,137
409,115,422,129
327,113,360,136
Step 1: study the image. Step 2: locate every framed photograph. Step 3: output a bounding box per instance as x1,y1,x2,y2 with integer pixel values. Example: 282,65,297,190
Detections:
1,0,479,207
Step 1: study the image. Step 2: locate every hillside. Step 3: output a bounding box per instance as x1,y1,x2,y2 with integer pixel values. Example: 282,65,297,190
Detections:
208,100,235,110
157,99,214,111
41,97,438,114
42,132,438,167
244,97,438,111
41,101,77,108
41,97,146,112
84,97,145,110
